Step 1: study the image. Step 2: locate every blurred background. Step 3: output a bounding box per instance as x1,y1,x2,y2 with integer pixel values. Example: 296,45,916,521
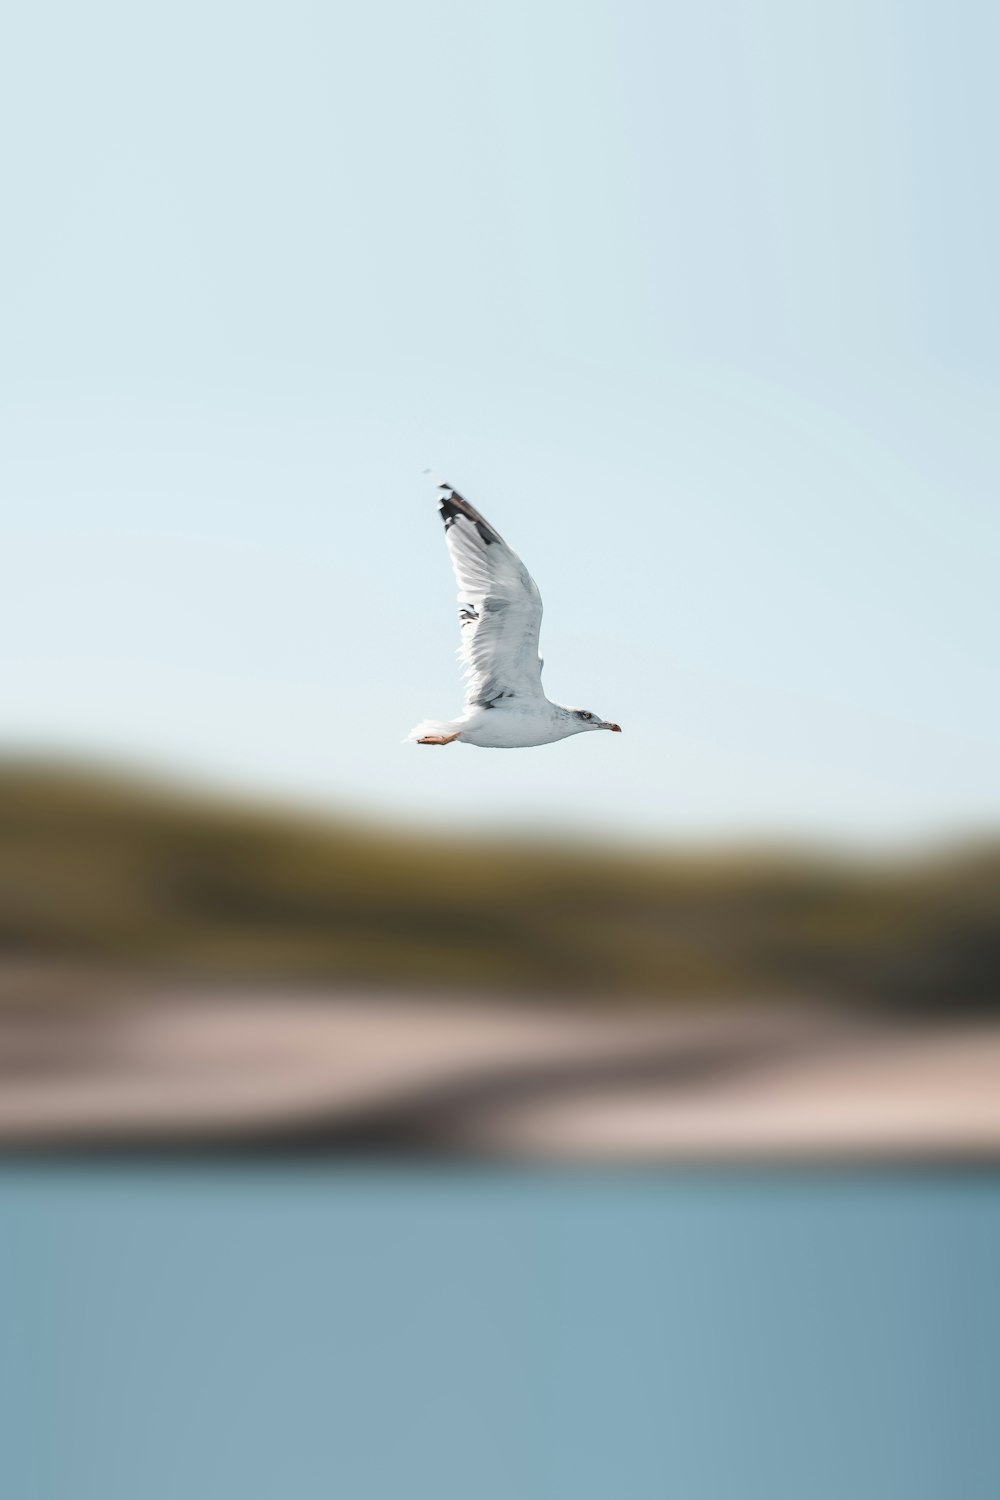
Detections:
1,0,997,1157
2,2,999,1496
1,760,999,1155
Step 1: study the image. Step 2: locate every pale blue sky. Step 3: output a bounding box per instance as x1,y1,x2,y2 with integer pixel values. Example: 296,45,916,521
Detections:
2,1,997,840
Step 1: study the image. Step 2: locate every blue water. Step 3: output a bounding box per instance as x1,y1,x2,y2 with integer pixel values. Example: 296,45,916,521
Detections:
1,1169,998,1500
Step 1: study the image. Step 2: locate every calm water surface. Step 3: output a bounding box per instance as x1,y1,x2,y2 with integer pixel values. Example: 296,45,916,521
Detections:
1,1168,998,1500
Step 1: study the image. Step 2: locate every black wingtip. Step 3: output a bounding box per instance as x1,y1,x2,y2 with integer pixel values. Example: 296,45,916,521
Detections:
439,492,462,531
435,484,503,547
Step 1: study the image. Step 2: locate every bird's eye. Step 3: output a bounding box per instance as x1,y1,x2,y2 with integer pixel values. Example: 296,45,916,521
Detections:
580,711,592,720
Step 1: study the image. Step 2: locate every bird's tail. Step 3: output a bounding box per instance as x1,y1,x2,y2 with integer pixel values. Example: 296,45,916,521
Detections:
405,717,463,743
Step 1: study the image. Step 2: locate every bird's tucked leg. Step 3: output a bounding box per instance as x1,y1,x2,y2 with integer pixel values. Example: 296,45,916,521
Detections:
417,733,460,745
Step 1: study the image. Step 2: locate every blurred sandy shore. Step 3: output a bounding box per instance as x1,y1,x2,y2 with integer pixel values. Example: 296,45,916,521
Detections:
2,985,999,1160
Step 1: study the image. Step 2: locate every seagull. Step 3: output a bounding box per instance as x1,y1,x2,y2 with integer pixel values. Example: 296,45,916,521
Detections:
408,479,622,748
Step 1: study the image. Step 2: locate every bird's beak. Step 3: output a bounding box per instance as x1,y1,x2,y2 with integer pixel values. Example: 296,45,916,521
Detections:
602,722,622,733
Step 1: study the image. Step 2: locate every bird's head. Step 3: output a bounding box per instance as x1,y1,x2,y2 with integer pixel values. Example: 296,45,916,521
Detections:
563,707,622,734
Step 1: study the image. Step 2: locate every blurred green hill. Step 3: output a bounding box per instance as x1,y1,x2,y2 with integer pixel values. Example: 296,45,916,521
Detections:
1,760,998,1011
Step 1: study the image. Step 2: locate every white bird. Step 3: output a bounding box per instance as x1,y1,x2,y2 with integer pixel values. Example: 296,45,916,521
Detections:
408,479,622,748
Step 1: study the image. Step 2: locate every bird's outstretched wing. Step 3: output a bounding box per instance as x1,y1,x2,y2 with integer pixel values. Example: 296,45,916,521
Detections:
434,480,545,708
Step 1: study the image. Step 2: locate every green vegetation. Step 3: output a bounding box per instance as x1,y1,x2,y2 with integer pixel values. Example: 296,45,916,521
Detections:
1,760,998,1011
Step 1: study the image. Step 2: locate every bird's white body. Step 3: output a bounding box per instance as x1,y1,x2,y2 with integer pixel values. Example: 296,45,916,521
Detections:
412,700,594,750
409,480,620,750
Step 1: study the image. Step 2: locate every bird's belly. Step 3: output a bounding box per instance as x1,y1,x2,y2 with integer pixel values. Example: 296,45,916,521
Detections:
460,703,567,749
